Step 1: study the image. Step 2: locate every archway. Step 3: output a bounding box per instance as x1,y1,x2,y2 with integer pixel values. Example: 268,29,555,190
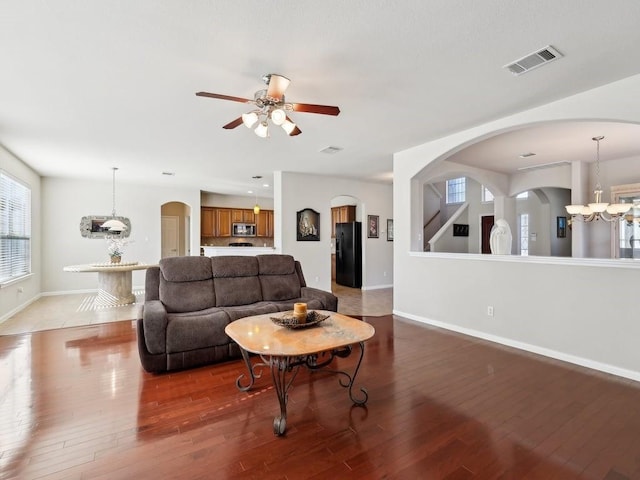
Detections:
161,202,192,258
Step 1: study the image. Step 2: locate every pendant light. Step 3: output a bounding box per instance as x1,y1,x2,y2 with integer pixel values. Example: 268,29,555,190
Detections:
101,167,128,232
252,175,262,214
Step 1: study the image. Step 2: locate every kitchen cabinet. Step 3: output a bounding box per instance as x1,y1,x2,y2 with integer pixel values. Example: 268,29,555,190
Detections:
230,209,255,223
243,209,256,223
331,205,356,237
216,208,232,237
256,210,274,237
201,207,215,237
232,209,257,224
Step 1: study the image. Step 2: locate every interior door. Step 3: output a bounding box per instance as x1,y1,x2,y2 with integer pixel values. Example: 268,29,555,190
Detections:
161,216,180,258
481,215,495,254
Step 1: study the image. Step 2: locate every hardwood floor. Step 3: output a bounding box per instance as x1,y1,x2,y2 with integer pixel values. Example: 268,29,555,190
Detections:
2,315,640,479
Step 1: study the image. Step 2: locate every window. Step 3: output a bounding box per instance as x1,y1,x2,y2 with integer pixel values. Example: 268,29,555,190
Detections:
519,213,529,256
481,186,494,202
446,177,466,204
0,171,31,284
517,191,529,199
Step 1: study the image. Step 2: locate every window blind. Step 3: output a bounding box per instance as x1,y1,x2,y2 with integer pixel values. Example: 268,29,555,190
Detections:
0,170,31,284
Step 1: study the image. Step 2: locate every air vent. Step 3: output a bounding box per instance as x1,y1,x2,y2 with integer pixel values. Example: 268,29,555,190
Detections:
504,45,563,76
320,146,343,155
517,161,570,172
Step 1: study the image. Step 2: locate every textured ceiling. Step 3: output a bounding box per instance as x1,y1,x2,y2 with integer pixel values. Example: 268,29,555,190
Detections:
1,1,640,196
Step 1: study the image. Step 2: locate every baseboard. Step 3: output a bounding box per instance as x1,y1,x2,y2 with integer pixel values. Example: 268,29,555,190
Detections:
361,284,393,291
393,309,640,383
0,293,42,324
41,286,146,296
42,289,97,296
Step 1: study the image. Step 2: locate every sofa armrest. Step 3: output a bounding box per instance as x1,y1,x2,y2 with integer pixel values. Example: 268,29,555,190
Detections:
301,287,338,312
141,300,169,354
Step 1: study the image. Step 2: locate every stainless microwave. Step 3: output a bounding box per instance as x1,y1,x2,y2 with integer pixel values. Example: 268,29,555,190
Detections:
232,223,256,237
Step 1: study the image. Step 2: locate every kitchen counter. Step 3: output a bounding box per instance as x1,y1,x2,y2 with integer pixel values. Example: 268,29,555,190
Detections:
201,246,277,256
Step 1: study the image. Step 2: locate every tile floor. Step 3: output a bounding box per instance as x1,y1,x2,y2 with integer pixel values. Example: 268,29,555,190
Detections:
0,283,392,335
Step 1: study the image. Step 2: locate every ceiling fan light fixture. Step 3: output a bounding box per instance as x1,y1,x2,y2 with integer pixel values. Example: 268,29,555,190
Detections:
242,112,258,128
281,119,296,135
270,108,286,126
254,121,269,138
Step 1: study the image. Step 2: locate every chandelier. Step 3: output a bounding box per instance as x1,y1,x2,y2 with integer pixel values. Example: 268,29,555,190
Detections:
565,136,631,222
100,167,128,232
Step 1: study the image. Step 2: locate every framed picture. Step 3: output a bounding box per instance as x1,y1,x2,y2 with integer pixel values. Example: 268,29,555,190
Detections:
387,219,394,241
297,208,320,241
557,216,567,238
368,215,379,238
453,224,469,237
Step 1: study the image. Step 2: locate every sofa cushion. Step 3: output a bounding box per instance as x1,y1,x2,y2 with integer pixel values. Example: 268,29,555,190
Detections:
159,257,215,313
211,256,263,306
220,302,279,321
257,254,301,301
160,256,213,281
211,256,259,277
166,308,230,353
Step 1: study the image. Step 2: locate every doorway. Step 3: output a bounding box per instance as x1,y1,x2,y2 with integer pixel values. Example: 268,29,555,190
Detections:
160,201,191,258
481,215,495,254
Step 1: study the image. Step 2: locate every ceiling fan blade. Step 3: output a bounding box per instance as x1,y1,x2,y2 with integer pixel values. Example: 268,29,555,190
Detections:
196,92,253,104
266,74,290,101
291,103,340,116
222,117,244,129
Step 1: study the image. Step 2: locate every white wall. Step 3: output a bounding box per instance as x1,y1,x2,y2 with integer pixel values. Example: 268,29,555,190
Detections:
276,172,393,292
0,146,42,321
201,192,274,210
41,177,200,293
394,73,640,380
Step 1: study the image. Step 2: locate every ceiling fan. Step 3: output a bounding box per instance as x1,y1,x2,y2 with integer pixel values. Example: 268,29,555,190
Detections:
196,74,340,137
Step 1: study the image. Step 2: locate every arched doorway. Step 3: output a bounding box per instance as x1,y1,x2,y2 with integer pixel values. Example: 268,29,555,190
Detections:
161,202,192,258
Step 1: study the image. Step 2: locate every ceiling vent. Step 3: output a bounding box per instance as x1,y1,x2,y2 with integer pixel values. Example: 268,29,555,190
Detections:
320,146,343,154
504,45,563,76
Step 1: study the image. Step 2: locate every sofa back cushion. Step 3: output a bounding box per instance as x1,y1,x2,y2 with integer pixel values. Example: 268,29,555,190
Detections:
257,254,301,301
211,256,263,307
159,256,215,313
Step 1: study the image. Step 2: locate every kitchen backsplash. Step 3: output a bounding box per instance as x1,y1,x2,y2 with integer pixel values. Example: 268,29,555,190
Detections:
201,237,274,247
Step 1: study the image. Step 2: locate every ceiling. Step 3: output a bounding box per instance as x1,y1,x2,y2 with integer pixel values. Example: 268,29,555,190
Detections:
2,1,640,197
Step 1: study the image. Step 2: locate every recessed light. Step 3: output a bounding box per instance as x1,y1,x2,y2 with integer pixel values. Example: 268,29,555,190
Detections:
519,152,536,158
248,190,254,194
262,183,270,188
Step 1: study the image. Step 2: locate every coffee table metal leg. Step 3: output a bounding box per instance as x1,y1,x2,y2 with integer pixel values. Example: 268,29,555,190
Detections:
344,341,368,405
235,347,266,392
270,355,300,436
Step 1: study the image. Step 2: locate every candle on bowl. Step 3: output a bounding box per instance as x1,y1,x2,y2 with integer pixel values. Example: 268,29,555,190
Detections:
293,302,307,324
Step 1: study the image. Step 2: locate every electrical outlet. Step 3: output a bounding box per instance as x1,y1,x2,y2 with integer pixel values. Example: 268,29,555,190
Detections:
487,306,494,317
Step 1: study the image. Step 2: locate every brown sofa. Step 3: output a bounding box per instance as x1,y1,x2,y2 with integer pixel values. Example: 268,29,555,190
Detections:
136,254,338,373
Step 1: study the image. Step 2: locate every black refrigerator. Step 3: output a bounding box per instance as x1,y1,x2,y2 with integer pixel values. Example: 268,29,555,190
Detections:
335,222,362,288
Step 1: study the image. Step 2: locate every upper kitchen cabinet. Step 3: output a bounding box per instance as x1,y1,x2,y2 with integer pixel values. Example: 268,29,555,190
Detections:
256,210,274,237
201,207,215,237
232,209,256,224
216,208,232,237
